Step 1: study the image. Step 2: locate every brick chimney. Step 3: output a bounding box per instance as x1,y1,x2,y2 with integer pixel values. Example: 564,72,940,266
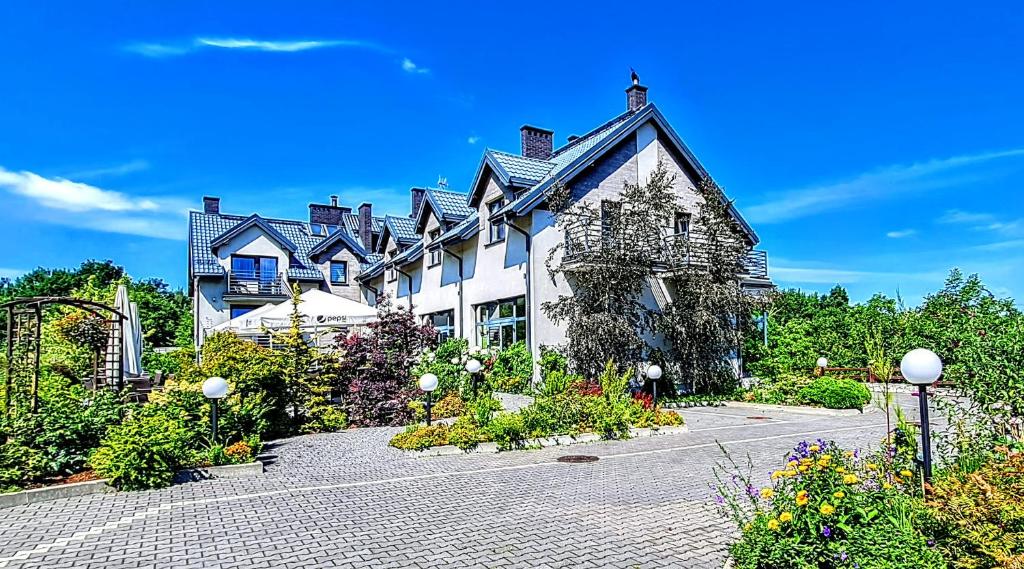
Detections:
358,202,373,250
626,72,648,112
520,125,554,160
203,196,220,214
410,188,426,218
309,196,350,226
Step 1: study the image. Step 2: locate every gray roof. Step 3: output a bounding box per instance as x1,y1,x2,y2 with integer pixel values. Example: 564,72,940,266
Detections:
487,151,555,183
427,188,473,220
382,215,419,244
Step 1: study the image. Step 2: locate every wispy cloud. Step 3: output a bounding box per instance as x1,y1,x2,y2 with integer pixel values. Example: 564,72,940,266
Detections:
938,209,995,225
467,135,480,145
67,159,150,180
124,36,426,74
886,229,916,238
746,148,1024,224
0,166,186,240
401,58,430,74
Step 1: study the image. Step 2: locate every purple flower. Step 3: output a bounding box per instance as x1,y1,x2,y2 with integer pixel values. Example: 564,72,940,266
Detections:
821,525,832,538
746,485,758,498
715,494,725,505
841,552,848,561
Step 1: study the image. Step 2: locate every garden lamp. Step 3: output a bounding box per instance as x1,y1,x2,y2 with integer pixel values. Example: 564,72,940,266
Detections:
816,357,828,376
900,348,943,483
646,364,663,407
419,373,439,426
202,376,229,443
465,358,482,399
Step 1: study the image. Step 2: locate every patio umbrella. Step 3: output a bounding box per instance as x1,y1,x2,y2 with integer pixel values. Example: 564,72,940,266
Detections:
257,289,378,330
114,285,143,376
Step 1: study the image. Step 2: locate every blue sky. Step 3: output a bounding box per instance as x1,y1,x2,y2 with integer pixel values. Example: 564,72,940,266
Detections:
1,1,1022,304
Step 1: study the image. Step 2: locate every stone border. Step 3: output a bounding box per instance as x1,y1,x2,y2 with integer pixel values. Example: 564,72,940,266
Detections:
721,401,863,417
404,425,690,457
174,461,265,482
0,479,112,510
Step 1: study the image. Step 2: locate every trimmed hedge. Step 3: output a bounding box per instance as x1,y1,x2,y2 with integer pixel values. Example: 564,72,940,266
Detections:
798,377,871,409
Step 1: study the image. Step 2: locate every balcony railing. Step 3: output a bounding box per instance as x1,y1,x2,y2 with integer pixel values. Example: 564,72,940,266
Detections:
226,270,285,296
562,223,769,280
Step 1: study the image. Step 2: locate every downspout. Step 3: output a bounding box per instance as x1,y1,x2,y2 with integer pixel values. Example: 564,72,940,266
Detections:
192,276,201,359
441,244,465,341
396,266,414,311
504,214,533,358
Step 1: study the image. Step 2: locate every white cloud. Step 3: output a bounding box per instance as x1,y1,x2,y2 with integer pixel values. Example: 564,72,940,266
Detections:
886,229,916,238
0,166,187,240
467,136,480,145
401,58,430,74
938,209,995,225
123,43,192,57
746,148,1024,224
196,37,367,52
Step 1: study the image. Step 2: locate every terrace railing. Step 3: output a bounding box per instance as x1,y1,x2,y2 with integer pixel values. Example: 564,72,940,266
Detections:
226,270,285,296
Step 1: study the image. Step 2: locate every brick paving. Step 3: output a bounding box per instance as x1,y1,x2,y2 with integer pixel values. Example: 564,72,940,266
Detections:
0,395,932,568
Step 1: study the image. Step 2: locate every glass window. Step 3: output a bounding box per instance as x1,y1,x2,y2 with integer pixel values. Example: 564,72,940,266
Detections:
428,228,442,266
423,310,455,342
475,296,527,349
330,261,347,284
488,199,506,243
230,305,258,319
231,256,277,281
674,212,690,236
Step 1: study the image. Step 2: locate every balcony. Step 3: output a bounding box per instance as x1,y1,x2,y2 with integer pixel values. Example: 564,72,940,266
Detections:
225,270,286,299
562,223,769,281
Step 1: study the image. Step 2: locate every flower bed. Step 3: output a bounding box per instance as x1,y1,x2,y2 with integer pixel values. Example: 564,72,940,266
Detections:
391,361,684,452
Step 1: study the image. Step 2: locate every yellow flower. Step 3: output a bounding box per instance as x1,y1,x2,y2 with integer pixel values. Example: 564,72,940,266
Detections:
779,511,793,523
835,466,847,473
819,503,836,516
844,451,854,458
767,519,781,531
771,471,784,480
900,470,914,478
760,487,774,499
893,476,904,484
783,470,798,478
817,458,831,467
788,460,799,468
883,482,893,490
866,463,878,471
800,458,813,466
843,474,860,485
809,444,821,452
743,523,752,532
799,465,809,473
796,490,809,506
833,491,845,500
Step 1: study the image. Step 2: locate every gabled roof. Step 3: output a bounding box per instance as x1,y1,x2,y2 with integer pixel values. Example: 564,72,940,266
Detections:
438,212,479,244
414,188,474,232
189,211,327,280
391,241,424,267
307,225,369,260
209,214,299,253
482,103,760,245
376,215,419,253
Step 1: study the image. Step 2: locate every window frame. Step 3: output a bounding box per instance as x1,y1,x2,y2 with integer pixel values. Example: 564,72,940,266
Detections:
474,295,527,349
423,309,456,342
487,198,507,244
428,228,442,267
329,260,348,284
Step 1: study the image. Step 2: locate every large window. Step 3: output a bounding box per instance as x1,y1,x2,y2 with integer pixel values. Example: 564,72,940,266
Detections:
428,228,442,266
231,255,278,281
487,198,506,243
424,310,455,342
475,296,526,349
673,211,691,236
330,261,348,284
230,305,259,319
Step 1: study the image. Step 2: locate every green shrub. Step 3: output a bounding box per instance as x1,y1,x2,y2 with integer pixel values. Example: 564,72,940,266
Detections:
447,416,485,450
89,405,198,491
485,413,526,450
927,448,1024,568
799,377,871,409
0,442,46,493
467,396,501,428
431,392,466,419
743,374,814,405
413,338,475,398
539,370,580,397
538,345,568,377
389,424,451,451
489,341,533,394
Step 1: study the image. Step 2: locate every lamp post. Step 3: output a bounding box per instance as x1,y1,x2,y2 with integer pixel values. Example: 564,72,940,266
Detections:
646,364,663,407
900,348,943,483
419,373,439,426
816,357,828,376
465,358,482,399
202,376,229,443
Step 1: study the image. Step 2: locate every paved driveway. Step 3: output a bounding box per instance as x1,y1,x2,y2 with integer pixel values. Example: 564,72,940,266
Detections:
0,397,926,568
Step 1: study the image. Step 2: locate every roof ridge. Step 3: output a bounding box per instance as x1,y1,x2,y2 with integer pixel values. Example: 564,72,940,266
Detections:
551,108,636,158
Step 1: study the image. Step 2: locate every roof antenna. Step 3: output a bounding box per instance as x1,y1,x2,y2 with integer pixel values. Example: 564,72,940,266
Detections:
437,176,448,190
630,67,639,85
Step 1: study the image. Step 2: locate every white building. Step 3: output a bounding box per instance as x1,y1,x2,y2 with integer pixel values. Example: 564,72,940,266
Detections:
188,77,771,367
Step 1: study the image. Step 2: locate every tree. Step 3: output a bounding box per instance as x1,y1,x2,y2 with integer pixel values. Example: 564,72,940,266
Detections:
542,162,679,378
335,294,436,427
654,176,768,393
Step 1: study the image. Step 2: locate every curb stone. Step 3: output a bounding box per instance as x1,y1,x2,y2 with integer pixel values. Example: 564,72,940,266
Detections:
174,461,265,482
721,401,863,417
0,479,113,509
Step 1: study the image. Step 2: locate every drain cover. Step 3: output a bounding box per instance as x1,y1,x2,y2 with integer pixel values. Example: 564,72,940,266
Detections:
747,416,771,420
557,455,599,463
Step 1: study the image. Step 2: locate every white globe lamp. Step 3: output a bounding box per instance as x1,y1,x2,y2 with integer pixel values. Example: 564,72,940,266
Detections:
202,376,229,443
418,373,439,426
899,348,942,482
